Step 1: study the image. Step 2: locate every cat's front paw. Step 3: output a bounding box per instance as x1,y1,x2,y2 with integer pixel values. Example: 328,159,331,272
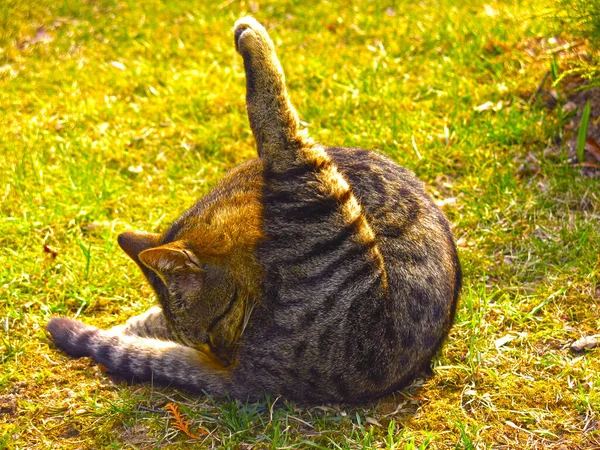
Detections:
47,317,99,358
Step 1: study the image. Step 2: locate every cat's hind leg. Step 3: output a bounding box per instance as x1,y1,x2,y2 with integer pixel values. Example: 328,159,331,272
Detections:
47,317,232,394
234,17,310,170
108,306,175,340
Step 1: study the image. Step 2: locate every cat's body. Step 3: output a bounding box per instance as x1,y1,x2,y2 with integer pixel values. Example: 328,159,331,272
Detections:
47,17,461,403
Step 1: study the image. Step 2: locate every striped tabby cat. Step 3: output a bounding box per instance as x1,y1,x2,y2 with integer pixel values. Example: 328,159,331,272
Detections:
47,17,461,403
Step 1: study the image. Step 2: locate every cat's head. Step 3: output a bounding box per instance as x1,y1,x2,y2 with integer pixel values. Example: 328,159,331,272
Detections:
118,223,260,366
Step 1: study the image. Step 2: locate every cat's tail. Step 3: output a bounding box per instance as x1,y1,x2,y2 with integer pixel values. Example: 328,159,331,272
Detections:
234,17,311,170
46,317,234,394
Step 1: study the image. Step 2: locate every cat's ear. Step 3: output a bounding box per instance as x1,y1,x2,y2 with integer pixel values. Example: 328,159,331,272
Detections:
118,231,161,265
138,243,202,278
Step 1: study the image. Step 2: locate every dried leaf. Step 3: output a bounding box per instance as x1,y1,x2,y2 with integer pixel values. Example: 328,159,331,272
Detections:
474,101,503,112
128,165,143,173
43,245,58,259
165,402,208,440
30,27,53,45
475,101,493,112
516,162,540,176
543,146,561,161
383,400,408,417
435,197,457,207
98,123,109,135
0,394,17,416
110,61,126,71
82,221,111,232
365,416,382,427
484,5,498,16
562,101,577,114
580,162,600,170
585,138,600,162
570,335,599,352
495,334,517,348
586,137,600,152
19,27,54,49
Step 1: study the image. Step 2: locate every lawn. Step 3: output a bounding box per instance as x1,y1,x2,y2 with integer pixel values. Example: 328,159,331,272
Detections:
1,0,599,448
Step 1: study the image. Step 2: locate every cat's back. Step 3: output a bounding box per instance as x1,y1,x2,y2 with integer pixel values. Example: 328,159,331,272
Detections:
328,147,461,305
237,146,461,403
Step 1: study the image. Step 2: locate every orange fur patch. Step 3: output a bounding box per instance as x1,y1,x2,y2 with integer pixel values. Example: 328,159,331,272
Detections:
301,145,388,290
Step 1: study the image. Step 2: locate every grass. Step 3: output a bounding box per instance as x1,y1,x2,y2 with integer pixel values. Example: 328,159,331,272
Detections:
576,99,591,163
552,0,600,49
1,0,599,448
549,0,600,88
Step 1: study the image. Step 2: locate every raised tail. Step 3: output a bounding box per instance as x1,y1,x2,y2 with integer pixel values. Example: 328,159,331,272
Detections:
46,317,232,394
234,17,310,170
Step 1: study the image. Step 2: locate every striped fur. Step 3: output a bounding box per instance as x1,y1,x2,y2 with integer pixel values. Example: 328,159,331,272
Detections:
47,17,461,404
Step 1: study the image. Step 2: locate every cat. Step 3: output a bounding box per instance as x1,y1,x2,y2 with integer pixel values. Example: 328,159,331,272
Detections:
47,17,462,404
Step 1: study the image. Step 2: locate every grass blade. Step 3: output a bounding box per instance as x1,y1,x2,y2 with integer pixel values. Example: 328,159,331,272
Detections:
577,99,591,163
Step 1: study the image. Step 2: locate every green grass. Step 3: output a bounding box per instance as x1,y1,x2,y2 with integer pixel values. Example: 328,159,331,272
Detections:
553,0,600,49
549,0,600,88
1,0,599,448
